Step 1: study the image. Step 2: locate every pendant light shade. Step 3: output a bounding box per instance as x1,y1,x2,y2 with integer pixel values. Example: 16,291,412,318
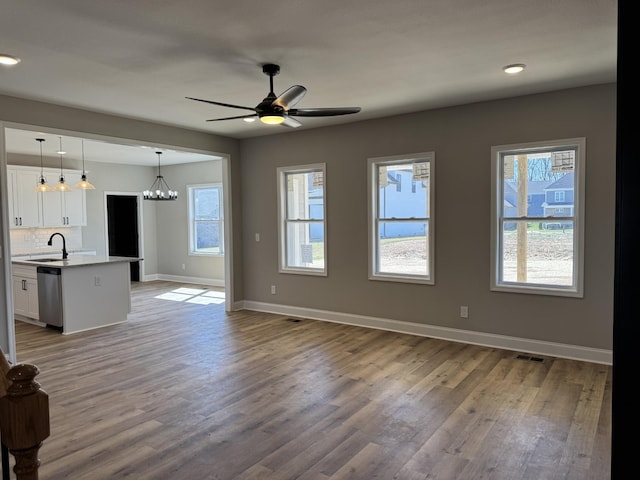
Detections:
74,139,95,190
34,138,52,192
143,151,177,201
55,136,72,192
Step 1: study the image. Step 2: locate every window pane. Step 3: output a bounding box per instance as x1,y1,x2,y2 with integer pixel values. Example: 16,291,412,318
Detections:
286,222,325,269
501,220,574,286
377,221,428,276
502,153,575,219
377,164,428,219
195,221,222,254
189,185,223,255
286,171,324,220
194,188,220,220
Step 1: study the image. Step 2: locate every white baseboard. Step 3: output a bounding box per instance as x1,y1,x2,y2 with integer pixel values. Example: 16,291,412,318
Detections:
240,300,612,365
141,274,224,288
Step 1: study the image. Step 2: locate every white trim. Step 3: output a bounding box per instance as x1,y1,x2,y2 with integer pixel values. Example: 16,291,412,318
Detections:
277,163,327,276
103,191,145,279
187,182,224,256
0,122,17,364
490,137,585,297
240,300,612,365
221,155,233,312
367,152,435,284
142,273,224,288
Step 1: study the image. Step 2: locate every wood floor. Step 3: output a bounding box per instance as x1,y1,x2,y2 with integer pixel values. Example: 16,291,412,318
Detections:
8,281,611,479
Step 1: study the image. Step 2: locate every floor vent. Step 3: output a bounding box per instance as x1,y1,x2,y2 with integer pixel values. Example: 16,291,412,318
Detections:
516,354,545,363
286,318,302,323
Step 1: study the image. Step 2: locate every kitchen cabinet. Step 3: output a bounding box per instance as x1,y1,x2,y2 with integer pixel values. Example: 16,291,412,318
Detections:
12,264,39,320
41,172,87,227
7,167,41,228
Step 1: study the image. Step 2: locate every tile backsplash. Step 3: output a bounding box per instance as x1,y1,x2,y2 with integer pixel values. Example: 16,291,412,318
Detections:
10,227,83,255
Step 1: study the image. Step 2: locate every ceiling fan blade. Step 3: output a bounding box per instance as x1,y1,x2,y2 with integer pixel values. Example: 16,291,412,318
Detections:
273,85,307,110
282,116,302,128
186,97,256,112
288,107,361,117
206,114,257,122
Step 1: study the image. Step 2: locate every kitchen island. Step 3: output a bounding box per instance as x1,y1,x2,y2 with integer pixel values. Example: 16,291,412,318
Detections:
12,255,141,334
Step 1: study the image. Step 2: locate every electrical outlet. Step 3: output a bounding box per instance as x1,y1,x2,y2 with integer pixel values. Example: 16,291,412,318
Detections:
255,233,260,242
94,276,101,287
271,285,276,295
181,263,186,270
460,306,469,318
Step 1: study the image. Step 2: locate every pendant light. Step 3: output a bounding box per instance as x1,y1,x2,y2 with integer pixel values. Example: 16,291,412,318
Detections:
55,136,72,192
34,138,52,192
143,151,177,200
74,139,95,190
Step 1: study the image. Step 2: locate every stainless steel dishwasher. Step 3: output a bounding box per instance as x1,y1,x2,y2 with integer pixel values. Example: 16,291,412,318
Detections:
37,266,63,328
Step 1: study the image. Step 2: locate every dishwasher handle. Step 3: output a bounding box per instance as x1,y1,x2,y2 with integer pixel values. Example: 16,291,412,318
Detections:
36,267,62,275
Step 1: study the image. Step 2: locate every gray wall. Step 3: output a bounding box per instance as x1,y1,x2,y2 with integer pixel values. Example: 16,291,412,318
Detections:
156,161,224,280
240,83,616,351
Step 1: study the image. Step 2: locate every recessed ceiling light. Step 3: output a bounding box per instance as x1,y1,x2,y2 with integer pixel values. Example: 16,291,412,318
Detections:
243,117,256,123
0,54,21,66
503,64,526,75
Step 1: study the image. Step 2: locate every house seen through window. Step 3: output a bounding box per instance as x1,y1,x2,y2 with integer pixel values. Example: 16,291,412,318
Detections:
368,153,435,284
491,138,585,296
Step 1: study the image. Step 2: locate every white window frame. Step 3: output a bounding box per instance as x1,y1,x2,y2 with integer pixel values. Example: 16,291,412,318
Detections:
277,163,327,276
490,137,585,297
367,152,435,284
187,183,224,256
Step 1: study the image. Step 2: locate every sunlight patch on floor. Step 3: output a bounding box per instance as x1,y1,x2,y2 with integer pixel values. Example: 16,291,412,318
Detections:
155,287,225,304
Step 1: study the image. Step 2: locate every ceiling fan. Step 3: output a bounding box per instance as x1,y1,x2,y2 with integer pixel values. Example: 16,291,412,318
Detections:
187,63,361,128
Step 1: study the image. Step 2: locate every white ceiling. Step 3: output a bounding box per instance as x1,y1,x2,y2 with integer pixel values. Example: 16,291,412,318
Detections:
0,0,617,163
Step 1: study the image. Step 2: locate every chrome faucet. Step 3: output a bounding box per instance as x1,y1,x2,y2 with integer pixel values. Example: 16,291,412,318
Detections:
48,232,68,259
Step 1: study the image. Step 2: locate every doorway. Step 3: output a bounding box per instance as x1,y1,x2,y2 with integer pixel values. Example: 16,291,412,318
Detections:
106,194,140,281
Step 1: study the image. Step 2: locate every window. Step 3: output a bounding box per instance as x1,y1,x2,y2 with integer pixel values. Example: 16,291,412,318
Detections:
188,184,223,255
277,164,326,275
490,138,585,297
368,153,435,284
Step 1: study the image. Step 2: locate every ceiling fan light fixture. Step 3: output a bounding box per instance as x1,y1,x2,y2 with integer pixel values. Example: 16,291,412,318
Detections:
188,63,360,128
260,114,285,125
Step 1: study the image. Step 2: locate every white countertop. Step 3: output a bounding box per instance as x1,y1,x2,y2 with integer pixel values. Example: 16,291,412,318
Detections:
12,255,142,269
11,248,97,259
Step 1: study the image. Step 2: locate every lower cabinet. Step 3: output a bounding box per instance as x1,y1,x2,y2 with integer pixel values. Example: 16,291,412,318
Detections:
13,265,39,320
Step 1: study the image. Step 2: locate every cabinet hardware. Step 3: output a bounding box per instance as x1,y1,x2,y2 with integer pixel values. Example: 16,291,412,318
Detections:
22,279,27,290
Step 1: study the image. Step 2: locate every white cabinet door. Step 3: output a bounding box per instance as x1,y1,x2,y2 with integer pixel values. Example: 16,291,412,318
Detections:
7,169,41,228
63,173,87,226
12,266,39,320
40,173,87,227
41,190,65,227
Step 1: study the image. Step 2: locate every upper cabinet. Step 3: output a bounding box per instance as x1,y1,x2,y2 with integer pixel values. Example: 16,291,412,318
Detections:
7,166,87,229
41,172,87,227
7,168,41,228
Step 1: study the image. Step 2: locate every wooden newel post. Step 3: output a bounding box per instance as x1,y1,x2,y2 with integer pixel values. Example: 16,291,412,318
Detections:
0,364,50,480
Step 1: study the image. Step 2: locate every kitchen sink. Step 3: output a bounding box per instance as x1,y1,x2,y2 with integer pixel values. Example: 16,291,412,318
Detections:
25,258,63,262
